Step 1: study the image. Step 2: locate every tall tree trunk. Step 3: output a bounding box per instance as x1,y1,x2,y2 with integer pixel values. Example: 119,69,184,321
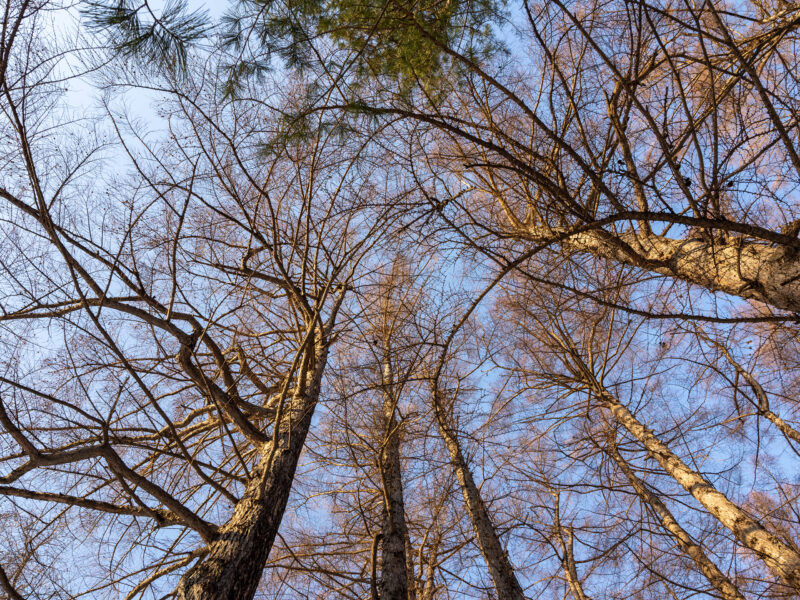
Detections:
378,361,411,600
606,433,746,600
431,387,526,600
176,347,327,600
589,378,800,591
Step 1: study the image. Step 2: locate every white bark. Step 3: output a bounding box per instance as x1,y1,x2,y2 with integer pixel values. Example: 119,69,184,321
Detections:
607,438,746,600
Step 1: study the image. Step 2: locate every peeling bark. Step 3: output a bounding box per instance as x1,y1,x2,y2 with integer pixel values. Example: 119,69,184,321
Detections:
175,347,328,600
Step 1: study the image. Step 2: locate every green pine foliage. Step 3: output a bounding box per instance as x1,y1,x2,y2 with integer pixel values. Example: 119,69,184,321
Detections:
219,0,504,95
83,0,209,72
315,0,502,82
84,0,503,94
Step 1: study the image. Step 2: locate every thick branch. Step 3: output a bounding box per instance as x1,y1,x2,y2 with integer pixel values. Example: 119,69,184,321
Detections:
527,226,800,312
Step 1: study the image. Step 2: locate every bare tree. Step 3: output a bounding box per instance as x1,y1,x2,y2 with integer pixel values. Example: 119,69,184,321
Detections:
0,7,400,595
246,0,800,318
5,1,800,598
498,268,800,596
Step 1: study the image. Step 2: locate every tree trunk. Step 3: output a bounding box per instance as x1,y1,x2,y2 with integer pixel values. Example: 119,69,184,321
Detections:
552,492,592,600
561,529,591,600
378,361,411,600
594,383,800,591
431,388,526,600
606,434,746,600
176,347,327,600
527,226,800,312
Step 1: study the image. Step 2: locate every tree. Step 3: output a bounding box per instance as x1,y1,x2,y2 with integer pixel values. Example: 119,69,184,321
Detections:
218,0,800,317
5,0,800,598
497,267,800,596
0,6,399,595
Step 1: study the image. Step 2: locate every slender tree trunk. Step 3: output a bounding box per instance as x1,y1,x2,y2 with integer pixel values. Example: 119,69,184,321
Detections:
561,527,591,600
176,347,328,600
431,387,526,600
419,554,437,600
592,381,800,591
525,226,800,312
418,529,442,600
552,492,592,600
378,361,411,600
606,434,746,600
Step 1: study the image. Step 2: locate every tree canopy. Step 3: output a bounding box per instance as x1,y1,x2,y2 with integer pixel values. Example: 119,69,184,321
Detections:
2,1,800,599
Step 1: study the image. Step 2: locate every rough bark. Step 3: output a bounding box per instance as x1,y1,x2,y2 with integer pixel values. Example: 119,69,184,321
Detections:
594,384,800,591
175,346,328,600
378,361,411,600
528,226,800,313
431,388,526,600
607,436,746,600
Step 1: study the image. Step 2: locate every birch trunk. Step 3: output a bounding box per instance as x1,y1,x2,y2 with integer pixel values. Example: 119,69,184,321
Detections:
431,388,526,600
175,347,328,600
594,384,800,591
